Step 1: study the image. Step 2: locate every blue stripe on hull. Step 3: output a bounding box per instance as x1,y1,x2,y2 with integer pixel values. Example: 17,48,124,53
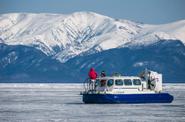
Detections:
83,93,173,104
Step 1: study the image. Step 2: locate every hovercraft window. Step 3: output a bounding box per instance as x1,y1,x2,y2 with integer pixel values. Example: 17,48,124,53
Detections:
100,79,106,87
115,80,123,86
95,80,100,87
107,79,114,87
124,79,132,86
133,79,141,85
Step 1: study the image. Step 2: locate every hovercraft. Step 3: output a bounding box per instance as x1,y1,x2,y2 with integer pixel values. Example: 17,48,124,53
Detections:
81,69,173,104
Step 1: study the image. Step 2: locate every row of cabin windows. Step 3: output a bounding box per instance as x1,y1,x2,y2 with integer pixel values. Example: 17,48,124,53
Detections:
96,79,141,87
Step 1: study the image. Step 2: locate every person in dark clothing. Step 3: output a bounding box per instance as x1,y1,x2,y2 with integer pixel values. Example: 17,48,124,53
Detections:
100,71,106,77
100,71,106,87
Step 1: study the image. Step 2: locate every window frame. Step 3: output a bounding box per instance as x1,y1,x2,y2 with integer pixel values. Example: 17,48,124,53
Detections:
124,79,132,86
133,79,142,86
100,79,107,87
95,79,100,87
115,79,124,86
107,79,114,87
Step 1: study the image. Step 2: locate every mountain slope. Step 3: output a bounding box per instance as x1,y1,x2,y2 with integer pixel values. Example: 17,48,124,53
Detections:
0,12,141,62
1,12,185,63
0,12,185,82
0,43,79,82
66,40,185,82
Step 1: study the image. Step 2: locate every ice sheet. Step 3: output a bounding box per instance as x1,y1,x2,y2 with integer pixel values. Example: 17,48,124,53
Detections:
0,83,184,122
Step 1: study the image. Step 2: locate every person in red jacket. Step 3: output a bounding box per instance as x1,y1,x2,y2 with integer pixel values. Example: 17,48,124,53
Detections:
88,68,97,80
88,68,97,90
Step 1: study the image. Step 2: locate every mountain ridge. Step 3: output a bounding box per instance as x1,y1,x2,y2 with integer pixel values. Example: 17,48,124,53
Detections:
1,12,185,63
0,12,185,82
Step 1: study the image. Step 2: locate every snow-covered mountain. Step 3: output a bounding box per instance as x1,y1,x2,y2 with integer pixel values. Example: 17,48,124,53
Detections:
0,12,185,82
1,12,185,62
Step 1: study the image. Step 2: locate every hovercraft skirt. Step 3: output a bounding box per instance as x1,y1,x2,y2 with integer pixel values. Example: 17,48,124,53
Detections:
83,93,173,104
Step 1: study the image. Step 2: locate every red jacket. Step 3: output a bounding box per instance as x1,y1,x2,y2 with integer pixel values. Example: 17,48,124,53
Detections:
88,68,97,80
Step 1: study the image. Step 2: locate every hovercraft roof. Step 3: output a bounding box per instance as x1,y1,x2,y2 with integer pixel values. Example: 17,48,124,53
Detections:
97,76,141,80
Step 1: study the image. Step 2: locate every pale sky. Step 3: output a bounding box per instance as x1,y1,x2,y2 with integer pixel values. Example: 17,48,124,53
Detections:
0,0,185,24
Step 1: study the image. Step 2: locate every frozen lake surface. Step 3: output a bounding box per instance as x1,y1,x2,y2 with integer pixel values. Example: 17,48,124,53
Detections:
0,83,184,122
